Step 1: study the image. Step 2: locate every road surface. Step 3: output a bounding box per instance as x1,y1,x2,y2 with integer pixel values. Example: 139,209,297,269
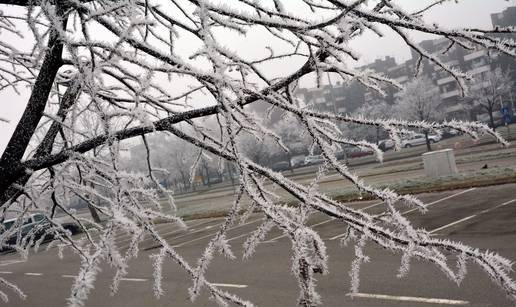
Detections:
1,183,516,306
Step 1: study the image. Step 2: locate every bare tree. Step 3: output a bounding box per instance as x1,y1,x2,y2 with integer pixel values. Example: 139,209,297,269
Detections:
352,100,393,144
0,1,515,306
395,78,443,151
238,132,278,167
468,67,513,130
131,133,197,192
273,114,311,170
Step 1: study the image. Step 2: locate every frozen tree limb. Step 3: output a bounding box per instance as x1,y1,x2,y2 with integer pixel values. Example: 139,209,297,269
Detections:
0,1,514,306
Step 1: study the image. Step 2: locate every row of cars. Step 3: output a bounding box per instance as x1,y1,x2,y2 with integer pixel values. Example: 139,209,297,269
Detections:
379,128,462,151
271,131,454,172
378,133,443,151
271,146,374,171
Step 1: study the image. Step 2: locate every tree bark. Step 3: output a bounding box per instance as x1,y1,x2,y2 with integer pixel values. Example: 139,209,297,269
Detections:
424,131,432,152
488,106,496,131
0,79,80,206
0,3,68,203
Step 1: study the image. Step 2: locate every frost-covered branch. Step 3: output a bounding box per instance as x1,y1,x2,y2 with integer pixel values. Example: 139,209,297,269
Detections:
0,1,515,306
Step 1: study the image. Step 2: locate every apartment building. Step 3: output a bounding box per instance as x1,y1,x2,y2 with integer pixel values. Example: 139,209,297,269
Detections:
295,6,515,123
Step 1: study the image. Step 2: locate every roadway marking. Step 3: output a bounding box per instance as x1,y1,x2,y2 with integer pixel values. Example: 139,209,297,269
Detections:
361,201,385,211
164,219,247,243
0,260,25,266
61,275,147,282
115,218,211,245
211,283,248,288
347,292,469,305
25,272,43,276
329,188,477,241
120,277,148,282
263,218,336,243
430,198,516,234
171,218,264,248
261,201,386,243
0,271,12,274
401,188,476,216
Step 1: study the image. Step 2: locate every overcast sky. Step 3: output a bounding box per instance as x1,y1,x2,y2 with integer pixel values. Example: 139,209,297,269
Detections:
1,0,515,154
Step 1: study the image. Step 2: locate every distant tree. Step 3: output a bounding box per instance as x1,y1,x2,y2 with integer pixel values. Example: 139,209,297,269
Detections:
352,100,393,144
273,115,312,169
396,78,443,151
0,1,515,306
468,68,513,130
238,132,278,167
133,134,197,193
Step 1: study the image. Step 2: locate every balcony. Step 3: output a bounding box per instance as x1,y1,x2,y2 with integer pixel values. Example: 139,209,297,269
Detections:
469,65,490,76
437,75,455,85
394,75,408,83
441,89,460,99
464,50,486,61
445,104,464,113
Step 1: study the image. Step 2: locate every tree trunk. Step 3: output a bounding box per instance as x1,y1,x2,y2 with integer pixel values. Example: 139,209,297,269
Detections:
424,131,432,152
0,4,69,205
87,182,102,224
488,108,496,131
202,165,211,187
287,152,294,173
87,204,102,224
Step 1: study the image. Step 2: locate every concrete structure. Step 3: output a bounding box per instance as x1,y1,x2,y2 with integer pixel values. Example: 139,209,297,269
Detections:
422,149,458,178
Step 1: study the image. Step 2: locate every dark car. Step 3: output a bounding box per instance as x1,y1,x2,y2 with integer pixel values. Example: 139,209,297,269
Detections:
378,139,394,151
347,147,374,158
272,161,291,172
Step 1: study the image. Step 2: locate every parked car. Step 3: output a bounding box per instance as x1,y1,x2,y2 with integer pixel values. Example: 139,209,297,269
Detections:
343,146,373,159
378,139,394,151
304,155,324,166
272,161,291,172
439,128,460,139
401,133,441,148
290,155,306,168
335,150,347,160
1,214,51,247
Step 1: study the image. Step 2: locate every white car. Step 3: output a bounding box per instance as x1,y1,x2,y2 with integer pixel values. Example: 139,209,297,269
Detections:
290,155,306,168
304,155,324,166
379,133,441,150
401,133,441,148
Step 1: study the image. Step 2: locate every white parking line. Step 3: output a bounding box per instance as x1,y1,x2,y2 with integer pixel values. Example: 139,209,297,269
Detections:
261,201,386,243
0,260,25,267
172,218,264,248
212,283,248,288
263,218,336,243
330,188,477,241
120,277,148,282
25,272,43,276
347,292,469,305
361,201,385,211
115,219,211,245
401,188,476,216
430,198,516,234
61,274,147,282
0,271,12,274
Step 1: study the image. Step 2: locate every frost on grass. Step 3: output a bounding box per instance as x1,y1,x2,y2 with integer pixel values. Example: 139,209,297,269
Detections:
0,1,515,307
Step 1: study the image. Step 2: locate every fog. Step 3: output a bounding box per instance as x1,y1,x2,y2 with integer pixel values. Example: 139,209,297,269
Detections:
1,0,514,153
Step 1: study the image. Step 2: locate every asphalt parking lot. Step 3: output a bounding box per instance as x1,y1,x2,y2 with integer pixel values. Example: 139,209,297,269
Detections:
1,183,516,306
